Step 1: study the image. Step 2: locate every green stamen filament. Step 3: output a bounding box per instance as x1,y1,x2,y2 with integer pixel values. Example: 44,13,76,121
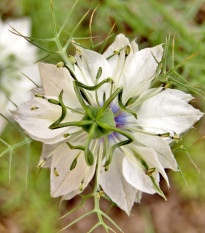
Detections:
97,122,134,169
76,78,113,91
118,89,137,119
85,123,96,165
96,87,122,120
50,90,67,127
49,120,93,129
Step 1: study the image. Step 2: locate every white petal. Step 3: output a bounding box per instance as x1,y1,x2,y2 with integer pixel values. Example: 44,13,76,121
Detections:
99,149,137,215
135,191,142,203
103,34,132,58
74,45,112,85
103,34,138,85
50,143,96,198
133,145,169,186
103,34,132,77
135,88,204,135
120,45,163,102
39,143,60,168
123,153,159,194
131,87,163,108
130,39,139,53
133,132,178,171
62,189,82,200
31,87,45,96
8,65,40,111
38,63,80,108
12,97,81,144
74,46,112,103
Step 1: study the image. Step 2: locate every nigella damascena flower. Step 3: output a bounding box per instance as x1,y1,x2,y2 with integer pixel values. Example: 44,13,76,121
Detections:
13,34,203,214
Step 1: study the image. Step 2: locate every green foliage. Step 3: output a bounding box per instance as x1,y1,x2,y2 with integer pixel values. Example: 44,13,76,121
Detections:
0,125,61,233
10,0,205,87
172,128,205,200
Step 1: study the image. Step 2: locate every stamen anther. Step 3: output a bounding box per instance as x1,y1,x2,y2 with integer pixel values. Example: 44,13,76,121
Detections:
53,167,59,177
125,45,131,56
57,62,64,68
146,168,156,176
31,106,39,110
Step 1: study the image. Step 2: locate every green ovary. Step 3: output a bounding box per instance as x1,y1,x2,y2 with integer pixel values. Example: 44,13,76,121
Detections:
82,106,116,139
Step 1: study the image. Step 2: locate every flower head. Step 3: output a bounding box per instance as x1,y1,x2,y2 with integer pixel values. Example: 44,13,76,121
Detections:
13,34,203,214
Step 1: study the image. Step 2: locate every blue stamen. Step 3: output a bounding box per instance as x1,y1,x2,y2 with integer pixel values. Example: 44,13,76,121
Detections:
111,105,127,128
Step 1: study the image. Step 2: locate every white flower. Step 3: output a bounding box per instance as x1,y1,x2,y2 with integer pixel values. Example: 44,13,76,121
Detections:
13,34,203,214
0,17,39,134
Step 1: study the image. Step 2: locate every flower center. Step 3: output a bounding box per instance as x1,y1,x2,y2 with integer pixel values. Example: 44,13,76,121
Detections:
112,105,127,128
82,106,116,139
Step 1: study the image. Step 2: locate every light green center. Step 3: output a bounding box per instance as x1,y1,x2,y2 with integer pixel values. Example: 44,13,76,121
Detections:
82,106,116,139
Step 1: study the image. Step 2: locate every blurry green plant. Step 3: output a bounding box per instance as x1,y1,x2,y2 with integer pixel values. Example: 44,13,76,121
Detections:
0,118,60,233
172,128,205,200
12,0,205,88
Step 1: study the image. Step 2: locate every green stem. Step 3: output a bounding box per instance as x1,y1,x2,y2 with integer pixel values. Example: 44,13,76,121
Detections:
93,143,103,193
84,123,96,166
64,63,77,80
59,193,92,220
0,138,32,157
87,223,101,233
59,210,94,232
49,90,67,127
51,6,74,71
97,87,123,120
73,80,94,119
49,120,92,129
76,78,113,91
98,122,134,168
94,195,109,233
124,127,170,138
118,89,137,119
66,106,84,115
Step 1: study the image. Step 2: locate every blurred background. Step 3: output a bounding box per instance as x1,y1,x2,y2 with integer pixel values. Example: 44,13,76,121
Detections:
0,0,205,232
